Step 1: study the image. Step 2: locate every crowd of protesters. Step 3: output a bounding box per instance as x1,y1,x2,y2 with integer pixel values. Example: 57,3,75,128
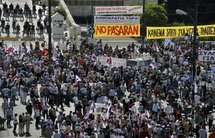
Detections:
0,37,214,138
0,2,47,37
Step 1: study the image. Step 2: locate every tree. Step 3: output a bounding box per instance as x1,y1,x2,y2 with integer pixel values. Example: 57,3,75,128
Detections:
158,0,165,5
144,2,168,26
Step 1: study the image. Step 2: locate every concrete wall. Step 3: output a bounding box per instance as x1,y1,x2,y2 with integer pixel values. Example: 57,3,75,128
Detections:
67,6,92,17
59,0,81,39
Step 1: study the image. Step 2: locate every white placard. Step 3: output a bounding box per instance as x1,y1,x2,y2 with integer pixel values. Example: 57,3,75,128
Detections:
94,16,140,24
95,6,143,15
97,56,127,68
198,50,215,62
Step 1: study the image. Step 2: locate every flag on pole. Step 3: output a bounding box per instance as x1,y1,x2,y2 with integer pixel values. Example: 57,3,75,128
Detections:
149,60,157,69
163,38,172,47
194,82,198,93
75,75,81,83
105,104,112,119
155,43,160,53
5,46,16,54
91,54,97,62
10,74,18,86
178,45,182,52
84,102,94,119
106,57,112,68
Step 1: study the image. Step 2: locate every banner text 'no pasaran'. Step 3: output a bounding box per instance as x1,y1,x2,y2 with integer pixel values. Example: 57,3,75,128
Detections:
94,24,140,37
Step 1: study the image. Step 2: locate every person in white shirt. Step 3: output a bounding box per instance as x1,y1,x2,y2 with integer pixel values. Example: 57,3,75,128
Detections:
73,96,79,105
152,102,160,114
35,108,41,129
13,113,18,133
165,104,173,118
194,94,201,105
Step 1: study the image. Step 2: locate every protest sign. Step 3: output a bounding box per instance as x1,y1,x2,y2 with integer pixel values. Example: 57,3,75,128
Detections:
97,56,127,68
198,50,215,62
146,24,215,39
95,6,143,15
94,16,140,24
94,24,140,37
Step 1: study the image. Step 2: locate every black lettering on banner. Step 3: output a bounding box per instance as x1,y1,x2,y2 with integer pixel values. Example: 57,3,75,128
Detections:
185,28,193,34
207,51,215,56
166,29,177,37
203,51,208,56
200,26,215,35
210,56,215,61
178,29,186,36
203,56,215,62
203,56,208,61
148,29,165,38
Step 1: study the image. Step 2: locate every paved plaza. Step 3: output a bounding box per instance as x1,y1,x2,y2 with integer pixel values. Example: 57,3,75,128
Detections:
0,0,46,40
0,84,75,138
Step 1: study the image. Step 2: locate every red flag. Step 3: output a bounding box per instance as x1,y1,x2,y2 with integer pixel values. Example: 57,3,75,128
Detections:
5,47,15,53
41,49,49,56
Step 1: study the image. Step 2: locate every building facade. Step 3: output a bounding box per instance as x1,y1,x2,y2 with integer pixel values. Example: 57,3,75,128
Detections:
64,0,158,17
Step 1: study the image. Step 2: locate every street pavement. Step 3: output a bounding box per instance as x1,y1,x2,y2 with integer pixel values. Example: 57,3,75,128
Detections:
0,84,75,138
0,0,45,39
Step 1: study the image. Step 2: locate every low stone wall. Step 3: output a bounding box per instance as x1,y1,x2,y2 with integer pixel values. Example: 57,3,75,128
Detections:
58,0,81,39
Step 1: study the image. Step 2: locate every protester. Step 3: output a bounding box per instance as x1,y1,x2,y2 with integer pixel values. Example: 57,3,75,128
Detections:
12,113,18,134
0,5,214,137
0,2,46,38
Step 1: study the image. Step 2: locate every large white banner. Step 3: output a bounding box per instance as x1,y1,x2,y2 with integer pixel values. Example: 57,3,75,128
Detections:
97,56,127,68
198,50,215,62
94,16,140,24
95,6,143,15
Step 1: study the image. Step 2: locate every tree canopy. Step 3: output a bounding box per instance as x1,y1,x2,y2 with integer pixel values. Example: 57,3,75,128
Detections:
144,2,168,26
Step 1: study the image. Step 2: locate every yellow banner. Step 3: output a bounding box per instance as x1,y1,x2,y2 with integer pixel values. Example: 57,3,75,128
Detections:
146,24,215,39
94,24,140,37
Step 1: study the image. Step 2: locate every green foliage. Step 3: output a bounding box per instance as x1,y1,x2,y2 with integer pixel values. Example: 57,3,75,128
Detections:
55,7,67,19
144,2,168,26
51,0,59,6
199,36,215,41
171,21,185,26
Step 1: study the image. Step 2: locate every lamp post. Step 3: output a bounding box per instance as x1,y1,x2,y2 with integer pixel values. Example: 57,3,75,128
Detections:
141,0,145,47
48,0,52,61
91,0,94,39
176,0,198,123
